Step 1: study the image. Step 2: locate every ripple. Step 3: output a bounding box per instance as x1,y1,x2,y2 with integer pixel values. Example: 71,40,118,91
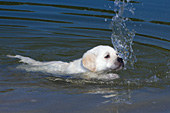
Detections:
149,20,170,26
136,33,170,43
0,1,115,14
0,16,73,24
0,8,33,12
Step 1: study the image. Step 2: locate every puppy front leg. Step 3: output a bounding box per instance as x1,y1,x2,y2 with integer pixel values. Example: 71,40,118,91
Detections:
103,73,119,80
83,72,119,80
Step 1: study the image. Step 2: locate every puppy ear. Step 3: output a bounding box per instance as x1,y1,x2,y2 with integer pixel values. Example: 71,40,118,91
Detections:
82,52,96,72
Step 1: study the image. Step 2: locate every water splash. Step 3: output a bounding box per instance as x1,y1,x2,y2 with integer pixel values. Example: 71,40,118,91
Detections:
111,0,136,69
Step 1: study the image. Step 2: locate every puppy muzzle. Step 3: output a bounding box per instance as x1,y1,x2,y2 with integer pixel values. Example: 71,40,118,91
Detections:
117,57,124,67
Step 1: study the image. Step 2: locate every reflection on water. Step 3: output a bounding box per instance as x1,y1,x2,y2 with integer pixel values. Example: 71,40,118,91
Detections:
87,88,132,105
47,76,132,104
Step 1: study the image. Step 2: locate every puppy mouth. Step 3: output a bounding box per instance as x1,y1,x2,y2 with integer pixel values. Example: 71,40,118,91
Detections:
114,62,124,71
113,57,124,71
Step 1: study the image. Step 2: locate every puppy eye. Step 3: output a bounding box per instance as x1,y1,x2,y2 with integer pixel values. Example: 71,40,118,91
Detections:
104,54,110,59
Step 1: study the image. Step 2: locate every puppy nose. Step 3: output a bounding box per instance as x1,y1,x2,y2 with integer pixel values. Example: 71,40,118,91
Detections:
117,57,123,63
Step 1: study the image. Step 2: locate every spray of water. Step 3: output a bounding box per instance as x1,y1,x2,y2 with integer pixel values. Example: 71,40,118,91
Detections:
111,0,136,69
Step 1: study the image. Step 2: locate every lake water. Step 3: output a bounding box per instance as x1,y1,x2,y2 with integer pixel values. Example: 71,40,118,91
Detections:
0,0,170,113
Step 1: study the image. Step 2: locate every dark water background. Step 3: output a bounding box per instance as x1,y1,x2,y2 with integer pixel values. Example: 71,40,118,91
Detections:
0,0,170,113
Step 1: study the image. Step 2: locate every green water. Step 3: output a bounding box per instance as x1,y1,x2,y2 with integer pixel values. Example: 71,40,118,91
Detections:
0,0,170,112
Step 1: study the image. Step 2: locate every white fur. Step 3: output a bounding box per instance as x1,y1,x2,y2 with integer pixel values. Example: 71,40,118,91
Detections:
8,45,124,79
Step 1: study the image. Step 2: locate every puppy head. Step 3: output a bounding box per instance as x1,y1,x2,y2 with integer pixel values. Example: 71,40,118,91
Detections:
82,45,124,72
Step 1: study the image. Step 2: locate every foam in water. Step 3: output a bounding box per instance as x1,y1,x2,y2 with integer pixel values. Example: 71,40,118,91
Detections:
111,0,136,69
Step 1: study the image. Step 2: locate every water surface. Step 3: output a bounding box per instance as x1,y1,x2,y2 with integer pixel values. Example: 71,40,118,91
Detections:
0,0,170,113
